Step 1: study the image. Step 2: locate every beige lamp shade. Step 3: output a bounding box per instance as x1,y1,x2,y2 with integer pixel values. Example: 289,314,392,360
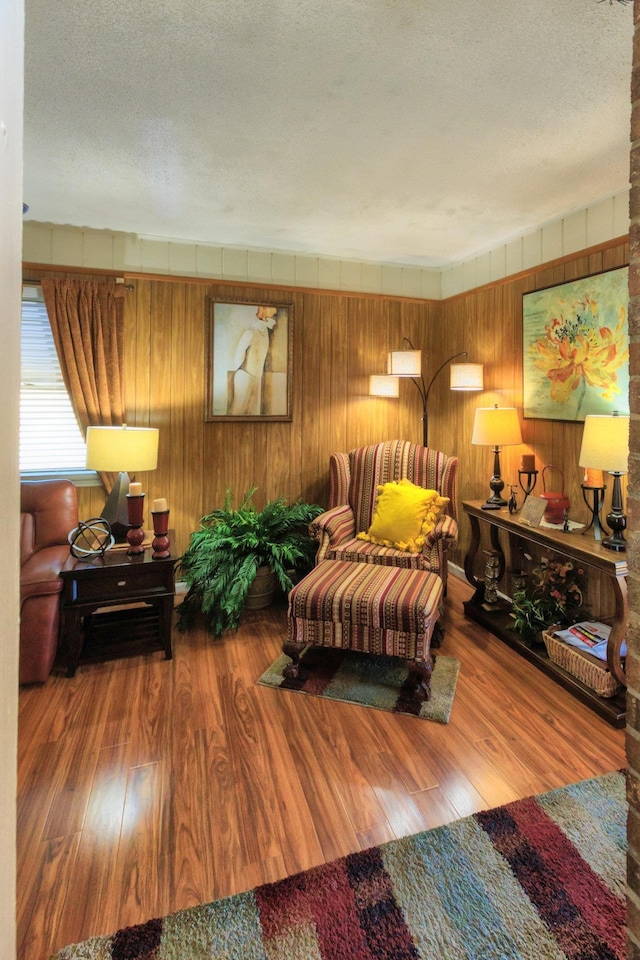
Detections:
472,407,522,447
449,363,484,391
86,425,159,472
388,349,422,377
578,414,630,474
369,375,400,398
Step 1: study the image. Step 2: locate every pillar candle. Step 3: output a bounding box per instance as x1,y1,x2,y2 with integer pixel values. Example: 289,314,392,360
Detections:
520,454,535,472
153,498,168,512
128,481,143,496
584,468,604,488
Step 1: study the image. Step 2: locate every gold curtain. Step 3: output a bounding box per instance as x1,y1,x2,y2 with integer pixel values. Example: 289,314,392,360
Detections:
41,278,125,491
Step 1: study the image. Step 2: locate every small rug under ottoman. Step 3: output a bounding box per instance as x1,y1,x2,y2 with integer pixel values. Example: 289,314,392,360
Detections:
257,646,460,723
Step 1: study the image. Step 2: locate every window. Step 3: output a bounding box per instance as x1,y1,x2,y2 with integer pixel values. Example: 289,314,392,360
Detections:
20,286,90,477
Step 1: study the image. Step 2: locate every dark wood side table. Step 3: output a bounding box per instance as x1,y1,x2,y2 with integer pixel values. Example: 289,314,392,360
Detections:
59,536,179,677
461,500,627,727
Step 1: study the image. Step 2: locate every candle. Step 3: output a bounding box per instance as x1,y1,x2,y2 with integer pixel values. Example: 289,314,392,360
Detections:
520,454,535,472
153,498,168,512
128,481,143,496
584,468,604,488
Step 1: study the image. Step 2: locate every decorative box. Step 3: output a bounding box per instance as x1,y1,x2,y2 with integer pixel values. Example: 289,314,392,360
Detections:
542,628,621,698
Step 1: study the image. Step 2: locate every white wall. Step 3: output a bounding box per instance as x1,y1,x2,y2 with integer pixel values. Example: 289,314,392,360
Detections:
23,189,629,300
440,191,630,298
0,0,23,956
22,223,442,300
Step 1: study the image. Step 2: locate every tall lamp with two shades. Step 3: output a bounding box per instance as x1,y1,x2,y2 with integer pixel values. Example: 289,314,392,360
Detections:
369,340,484,446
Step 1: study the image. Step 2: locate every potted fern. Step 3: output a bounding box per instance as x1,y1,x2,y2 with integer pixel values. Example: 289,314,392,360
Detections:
177,488,323,637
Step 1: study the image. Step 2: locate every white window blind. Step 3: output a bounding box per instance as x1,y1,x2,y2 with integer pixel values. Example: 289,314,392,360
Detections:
20,289,88,472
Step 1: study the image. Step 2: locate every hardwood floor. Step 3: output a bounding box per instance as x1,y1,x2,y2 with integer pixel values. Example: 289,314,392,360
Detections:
17,574,626,960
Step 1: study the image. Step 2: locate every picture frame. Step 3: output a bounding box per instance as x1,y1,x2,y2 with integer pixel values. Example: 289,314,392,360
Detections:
518,496,548,528
522,265,629,422
206,298,293,422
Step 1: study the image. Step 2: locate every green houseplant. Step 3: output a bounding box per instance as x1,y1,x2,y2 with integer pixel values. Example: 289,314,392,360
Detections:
511,556,587,646
177,488,323,637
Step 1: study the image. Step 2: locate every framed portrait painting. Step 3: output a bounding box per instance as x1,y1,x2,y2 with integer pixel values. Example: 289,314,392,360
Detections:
522,265,629,422
206,298,293,422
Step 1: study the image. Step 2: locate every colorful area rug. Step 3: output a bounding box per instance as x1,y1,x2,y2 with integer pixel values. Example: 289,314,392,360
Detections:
257,646,460,723
52,770,626,960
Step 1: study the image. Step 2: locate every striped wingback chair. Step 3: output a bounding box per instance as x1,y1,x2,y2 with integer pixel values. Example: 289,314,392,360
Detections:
310,440,458,591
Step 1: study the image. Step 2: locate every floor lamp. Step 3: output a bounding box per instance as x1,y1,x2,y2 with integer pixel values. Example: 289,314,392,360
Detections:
86,424,159,541
578,413,629,551
369,340,483,446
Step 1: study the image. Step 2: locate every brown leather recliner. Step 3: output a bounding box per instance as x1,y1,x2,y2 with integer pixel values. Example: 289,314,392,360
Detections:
20,480,78,684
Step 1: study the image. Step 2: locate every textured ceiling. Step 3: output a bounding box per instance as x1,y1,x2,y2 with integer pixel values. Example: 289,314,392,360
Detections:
23,0,634,268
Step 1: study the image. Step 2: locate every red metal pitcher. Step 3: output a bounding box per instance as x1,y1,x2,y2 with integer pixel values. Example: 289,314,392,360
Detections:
540,465,570,524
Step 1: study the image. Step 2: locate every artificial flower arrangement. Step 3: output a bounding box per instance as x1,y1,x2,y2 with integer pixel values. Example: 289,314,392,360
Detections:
511,556,587,646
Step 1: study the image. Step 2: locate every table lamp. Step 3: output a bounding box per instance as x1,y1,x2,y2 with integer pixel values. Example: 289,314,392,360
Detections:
86,424,159,540
472,405,523,509
578,412,629,551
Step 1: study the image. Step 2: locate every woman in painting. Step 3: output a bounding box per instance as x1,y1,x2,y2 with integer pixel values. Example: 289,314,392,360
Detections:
229,305,278,415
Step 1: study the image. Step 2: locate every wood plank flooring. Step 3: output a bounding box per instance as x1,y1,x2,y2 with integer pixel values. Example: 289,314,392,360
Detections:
17,574,626,960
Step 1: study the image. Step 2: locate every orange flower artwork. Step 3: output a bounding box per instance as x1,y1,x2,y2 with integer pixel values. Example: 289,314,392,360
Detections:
523,267,629,421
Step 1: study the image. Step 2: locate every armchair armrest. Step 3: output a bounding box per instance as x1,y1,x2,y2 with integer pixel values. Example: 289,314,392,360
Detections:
423,513,458,551
329,452,351,508
420,514,458,580
309,504,355,564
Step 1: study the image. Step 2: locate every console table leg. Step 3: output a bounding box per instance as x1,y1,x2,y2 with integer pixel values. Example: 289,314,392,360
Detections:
464,513,485,601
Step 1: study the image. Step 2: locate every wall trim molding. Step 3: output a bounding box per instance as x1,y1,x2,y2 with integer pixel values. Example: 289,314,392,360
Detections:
441,234,629,303
23,189,630,301
22,262,440,304
23,231,629,306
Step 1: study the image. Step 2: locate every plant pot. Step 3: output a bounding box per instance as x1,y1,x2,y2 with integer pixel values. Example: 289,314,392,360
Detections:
245,565,276,610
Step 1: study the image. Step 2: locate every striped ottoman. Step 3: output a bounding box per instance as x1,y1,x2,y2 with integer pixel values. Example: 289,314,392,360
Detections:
284,560,443,702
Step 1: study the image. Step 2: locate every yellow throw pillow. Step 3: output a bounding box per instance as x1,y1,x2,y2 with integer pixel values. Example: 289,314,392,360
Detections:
357,479,449,552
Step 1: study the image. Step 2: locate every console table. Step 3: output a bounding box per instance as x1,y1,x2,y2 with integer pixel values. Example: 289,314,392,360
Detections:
462,500,627,726
59,537,178,677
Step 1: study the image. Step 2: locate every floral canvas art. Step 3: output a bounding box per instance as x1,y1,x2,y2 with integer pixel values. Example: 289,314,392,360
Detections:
522,266,629,421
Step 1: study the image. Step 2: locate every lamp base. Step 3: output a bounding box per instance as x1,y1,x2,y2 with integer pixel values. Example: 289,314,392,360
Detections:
602,535,626,552
483,470,507,510
100,471,131,542
601,473,626,551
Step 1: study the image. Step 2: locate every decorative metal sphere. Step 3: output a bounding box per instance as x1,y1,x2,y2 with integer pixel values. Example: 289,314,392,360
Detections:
68,518,115,558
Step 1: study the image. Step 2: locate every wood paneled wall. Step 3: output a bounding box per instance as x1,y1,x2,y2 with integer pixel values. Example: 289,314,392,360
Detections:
438,240,629,572
25,237,628,569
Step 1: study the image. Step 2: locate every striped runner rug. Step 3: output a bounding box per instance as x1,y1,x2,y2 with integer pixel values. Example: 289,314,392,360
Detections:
51,769,626,959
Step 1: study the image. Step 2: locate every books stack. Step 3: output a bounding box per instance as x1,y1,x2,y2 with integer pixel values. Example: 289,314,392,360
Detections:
554,621,627,661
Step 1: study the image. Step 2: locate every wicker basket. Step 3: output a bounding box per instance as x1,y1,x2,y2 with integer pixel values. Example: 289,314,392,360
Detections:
542,628,621,698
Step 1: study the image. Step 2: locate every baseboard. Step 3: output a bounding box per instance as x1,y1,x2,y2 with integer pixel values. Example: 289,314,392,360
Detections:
448,561,466,582
447,560,510,601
